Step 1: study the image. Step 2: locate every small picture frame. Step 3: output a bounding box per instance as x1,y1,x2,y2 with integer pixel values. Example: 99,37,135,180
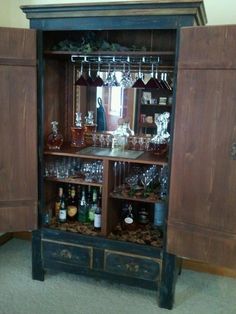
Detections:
142,92,152,104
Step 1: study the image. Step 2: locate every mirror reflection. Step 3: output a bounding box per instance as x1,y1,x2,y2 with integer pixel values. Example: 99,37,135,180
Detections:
75,86,138,132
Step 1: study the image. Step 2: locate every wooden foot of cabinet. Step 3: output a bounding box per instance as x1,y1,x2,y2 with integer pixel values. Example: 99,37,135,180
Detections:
32,230,45,281
158,252,180,309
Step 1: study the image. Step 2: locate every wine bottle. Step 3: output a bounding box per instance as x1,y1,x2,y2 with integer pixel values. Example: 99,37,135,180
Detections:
88,188,97,223
78,187,88,223
67,185,78,221
94,189,102,230
59,195,67,223
55,187,63,220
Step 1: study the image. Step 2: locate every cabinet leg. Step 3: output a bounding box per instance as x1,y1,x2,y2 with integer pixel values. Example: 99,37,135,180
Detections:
158,252,179,310
32,230,44,281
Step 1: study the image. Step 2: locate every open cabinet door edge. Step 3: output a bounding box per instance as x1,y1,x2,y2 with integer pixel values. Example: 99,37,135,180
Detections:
167,25,236,270
0,27,38,232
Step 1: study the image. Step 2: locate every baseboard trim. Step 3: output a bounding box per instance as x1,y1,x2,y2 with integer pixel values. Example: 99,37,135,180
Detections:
183,259,236,278
12,231,32,241
0,233,13,245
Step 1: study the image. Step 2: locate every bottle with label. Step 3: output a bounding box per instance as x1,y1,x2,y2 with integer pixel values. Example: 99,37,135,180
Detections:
78,187,88,223
94,189,102,230
88,187,97,223
122,204,136,230
59,195,67,223
55,187,63,220
67,185,78,221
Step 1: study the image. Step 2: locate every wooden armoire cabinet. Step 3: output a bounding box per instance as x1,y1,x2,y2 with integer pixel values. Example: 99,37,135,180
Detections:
1,0,236,310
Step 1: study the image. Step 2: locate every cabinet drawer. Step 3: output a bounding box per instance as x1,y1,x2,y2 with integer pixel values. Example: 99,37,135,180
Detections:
42,239,93,269
104,250,161,281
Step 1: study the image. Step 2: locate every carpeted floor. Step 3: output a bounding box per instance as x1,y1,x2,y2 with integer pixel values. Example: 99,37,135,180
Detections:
0,239,236,314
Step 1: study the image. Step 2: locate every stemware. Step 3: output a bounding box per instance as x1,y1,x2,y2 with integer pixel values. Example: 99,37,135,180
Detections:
132,62,146,88
120,63,133,88
86,63,94,86
75,62,88,86
93,61,104,87
145,63,161,89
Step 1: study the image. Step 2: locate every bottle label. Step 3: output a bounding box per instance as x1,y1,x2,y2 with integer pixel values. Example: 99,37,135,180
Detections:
94,214,101,228
59,209,67,220
67,205,77,217
124,217,133,224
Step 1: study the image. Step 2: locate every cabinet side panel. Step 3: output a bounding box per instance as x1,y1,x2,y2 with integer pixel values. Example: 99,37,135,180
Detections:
168,68,236,269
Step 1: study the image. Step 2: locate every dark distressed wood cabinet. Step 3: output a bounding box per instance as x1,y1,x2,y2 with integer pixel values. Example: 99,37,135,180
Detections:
1,0,236,310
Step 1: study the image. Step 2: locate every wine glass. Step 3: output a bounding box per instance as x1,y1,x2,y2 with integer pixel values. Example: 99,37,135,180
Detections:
93,61,104,87
75,62,88,86
132,62,146,88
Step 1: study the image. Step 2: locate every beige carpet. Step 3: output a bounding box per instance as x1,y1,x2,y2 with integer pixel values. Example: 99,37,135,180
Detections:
0,239,236,314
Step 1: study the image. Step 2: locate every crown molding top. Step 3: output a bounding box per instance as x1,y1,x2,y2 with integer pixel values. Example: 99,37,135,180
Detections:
21,0,207,26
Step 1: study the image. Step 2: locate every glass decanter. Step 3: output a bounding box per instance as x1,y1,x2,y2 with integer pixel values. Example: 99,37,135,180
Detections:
149,112,170,157
122,117,134,137
84,111,97,146
71,112,85,147
47,121,63,150
84,111,97,133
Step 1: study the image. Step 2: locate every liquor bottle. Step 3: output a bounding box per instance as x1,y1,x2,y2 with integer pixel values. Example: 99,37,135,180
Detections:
78,187,88,223
122,204,136,230
88,188,97,223
94,188,102,230
47,121,63,150
67,185,78,222
59,195,67,223
55,187,63,220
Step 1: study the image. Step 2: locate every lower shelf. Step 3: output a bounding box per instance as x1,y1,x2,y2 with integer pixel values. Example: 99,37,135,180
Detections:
47,220,163,248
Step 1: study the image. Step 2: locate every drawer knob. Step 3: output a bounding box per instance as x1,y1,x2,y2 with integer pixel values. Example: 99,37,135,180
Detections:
125,263,139,272
60,249,72,259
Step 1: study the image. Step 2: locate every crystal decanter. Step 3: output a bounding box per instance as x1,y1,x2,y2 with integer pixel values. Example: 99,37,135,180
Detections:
149,112,170,157
84,111,97,146
71,112,85,147
47,121,63,150
84,111,97,134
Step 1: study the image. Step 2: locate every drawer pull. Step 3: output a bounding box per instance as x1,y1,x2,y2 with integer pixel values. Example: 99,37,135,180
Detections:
60,249,72,259
125,263,139,273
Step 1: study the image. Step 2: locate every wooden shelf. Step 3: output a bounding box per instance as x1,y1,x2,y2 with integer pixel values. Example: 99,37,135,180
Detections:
44,50,175,56
139,122,156,128
140,104,172,108
45,176,103,187
110,192,160,204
